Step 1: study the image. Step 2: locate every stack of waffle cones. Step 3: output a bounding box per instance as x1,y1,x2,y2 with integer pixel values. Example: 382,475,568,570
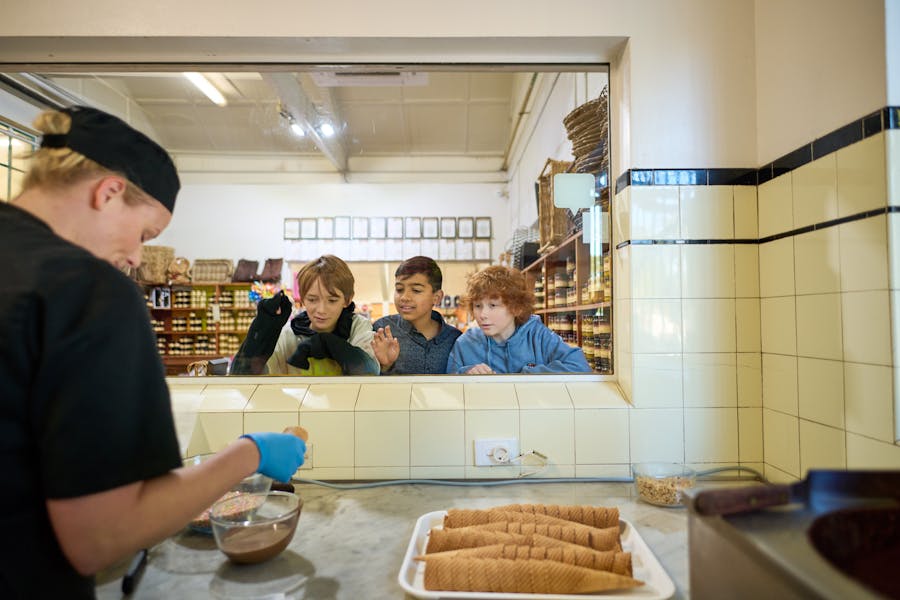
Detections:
415,503,643,594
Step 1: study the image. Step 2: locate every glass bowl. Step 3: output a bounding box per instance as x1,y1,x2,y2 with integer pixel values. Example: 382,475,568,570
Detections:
632,462,696,507
210,491,302,564
183,454,273,534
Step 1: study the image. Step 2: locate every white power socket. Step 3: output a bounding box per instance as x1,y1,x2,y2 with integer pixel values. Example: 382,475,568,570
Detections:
298,442,313,470
474,438,519,466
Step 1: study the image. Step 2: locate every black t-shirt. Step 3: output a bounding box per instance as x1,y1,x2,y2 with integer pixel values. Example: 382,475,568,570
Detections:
0,203,181,598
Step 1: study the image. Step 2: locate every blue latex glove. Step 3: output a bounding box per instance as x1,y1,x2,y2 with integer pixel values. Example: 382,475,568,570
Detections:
241,432,306,482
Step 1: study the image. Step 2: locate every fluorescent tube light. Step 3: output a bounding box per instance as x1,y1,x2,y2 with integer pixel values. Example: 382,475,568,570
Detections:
184,72,227,107
319,122,335,137
290,122,305,137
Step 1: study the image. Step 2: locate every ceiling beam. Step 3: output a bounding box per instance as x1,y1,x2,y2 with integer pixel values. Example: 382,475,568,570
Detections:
262,72,348,174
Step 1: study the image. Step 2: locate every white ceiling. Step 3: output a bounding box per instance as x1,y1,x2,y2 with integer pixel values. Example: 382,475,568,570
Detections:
44,71,519,168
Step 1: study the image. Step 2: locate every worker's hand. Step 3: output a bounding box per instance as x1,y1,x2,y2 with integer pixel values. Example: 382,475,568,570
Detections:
466,363,494,375
372,326,400,370
241,432,306,482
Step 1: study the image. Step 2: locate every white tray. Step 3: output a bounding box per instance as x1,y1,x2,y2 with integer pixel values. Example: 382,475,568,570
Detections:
398,510,676,600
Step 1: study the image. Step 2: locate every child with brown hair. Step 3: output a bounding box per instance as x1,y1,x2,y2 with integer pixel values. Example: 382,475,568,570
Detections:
231,255,379,375
447,265,590,374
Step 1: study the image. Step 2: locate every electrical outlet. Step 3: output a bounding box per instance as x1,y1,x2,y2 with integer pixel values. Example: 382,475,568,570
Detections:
474,438,519,466
299,442,313,470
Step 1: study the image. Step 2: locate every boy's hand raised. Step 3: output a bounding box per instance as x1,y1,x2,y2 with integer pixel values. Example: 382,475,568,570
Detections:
372,326,400,370
466,363,495,375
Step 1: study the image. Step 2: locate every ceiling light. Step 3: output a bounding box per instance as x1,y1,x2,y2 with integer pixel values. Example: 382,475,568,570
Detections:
290,122,305,137
319,122,335,138
184,72,227,107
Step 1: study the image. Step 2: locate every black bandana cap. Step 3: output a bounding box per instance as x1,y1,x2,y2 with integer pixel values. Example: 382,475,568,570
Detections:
40,105,180,213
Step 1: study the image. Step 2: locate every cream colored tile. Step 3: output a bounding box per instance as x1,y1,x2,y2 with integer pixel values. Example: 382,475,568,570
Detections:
765,464,800,483
411,383,464,410
411,467,467,479
515,383,572,409
246,385,306,412
762,353,798,415
354,411,409,467
842,291,892,365
631,245,681,299
355,467,411,479
357,383,411,411
846,432,900,469
566,382,629,408
889,214,900,289
464,383,518,409
799,420,846,475
464,465,522,479
632,299,682,354
763,409,800,477
737,353,762,407
630,408,684,463
794,228,841,295
683,353,737,407
680,186,734,239
199,385,254,411
836,133,887,217
528,464,577,478
410,410,465,466
684,408,738,462
758,173,793,238
576,464,632,478
615,298,632,354
631,354,683,408
617,350,633,401
574,409,629,463
629,186,680,239
195,413,243,452
681,245,734,298
614,245,632,300
738,407,763,462
735,298,761,353
302,384,360,411
759,238,795,297
792,153,838,228
760,297,797,355
465,410,519,465
840,215,889,292
888,130,900,208
521,409,574,464
613,186,631,244
844,362,894,442
797,358,844,428
734,245,759,298
795,293,843,360
244,412,298,435
304,466,354,480
734,186,758,239
298,412,354,468
683,299,736,353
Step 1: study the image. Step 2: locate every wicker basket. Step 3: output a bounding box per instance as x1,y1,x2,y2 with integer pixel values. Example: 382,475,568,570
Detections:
537,158,573,251
190,259,234,283
138,245,175,284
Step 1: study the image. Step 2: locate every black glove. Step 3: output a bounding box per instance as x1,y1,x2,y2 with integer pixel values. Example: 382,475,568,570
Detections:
230,292,292,374
286,332,329,370
287,331,377,375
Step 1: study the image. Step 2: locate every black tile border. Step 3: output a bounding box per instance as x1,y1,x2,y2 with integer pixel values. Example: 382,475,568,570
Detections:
614,206,900,250
614,105,899,195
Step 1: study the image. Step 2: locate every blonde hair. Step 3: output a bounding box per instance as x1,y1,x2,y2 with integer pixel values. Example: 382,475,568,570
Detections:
295,255,355,301
20,110,147,206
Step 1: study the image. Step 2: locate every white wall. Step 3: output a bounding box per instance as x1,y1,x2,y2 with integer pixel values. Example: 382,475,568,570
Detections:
155,182,508,263
755,0,888,164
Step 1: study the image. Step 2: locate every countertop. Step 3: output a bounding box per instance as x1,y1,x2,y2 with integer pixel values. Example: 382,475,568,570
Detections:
95,480,690,599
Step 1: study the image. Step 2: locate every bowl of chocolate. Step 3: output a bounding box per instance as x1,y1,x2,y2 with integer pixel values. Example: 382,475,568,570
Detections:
209,491,302,564
183,454,273,534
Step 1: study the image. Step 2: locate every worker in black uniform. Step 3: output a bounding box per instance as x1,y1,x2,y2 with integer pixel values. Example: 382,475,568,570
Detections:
0,106,306,599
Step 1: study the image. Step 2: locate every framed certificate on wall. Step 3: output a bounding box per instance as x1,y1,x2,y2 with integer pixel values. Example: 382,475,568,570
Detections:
334,216,351,239
352,217,369,239
475,217,492,238
457,217,474,238
369,217,387,239
440,217,457,239
316,217,334,239
387,217,404,239
283,218,300,240
300,218,317,239
422,217,439,239
404,217,421,239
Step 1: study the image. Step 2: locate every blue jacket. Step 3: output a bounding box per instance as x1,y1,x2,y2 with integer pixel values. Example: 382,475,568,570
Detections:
446,315,591,374
372,311,461,374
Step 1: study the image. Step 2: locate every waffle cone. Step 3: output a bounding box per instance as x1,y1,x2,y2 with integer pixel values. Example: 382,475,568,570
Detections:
425,527,532,553
422,557,642,594
467,521,621,552
417,543,632,576
493,504,619,528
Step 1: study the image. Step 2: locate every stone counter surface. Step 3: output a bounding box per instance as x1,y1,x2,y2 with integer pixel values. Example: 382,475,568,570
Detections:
95,481,689,599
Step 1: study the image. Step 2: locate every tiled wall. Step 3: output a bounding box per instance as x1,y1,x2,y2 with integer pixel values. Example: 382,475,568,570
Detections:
612,108,900,482
169,378,632,481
